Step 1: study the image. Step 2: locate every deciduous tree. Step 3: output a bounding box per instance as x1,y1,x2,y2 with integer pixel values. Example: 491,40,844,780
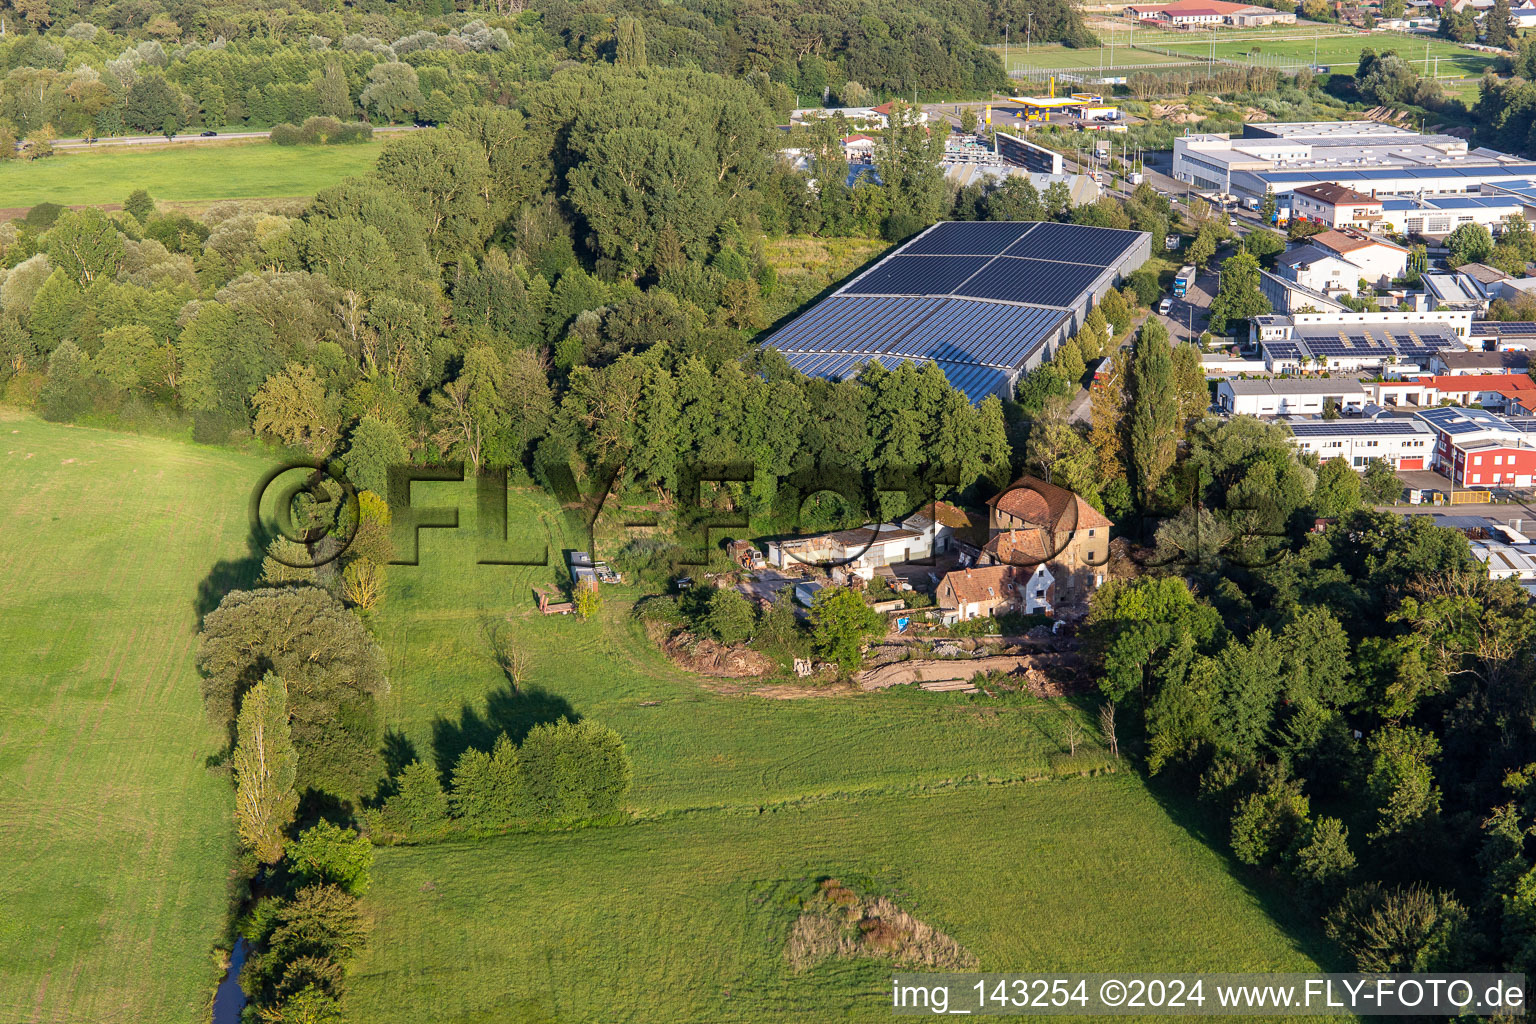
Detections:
232,673,299,865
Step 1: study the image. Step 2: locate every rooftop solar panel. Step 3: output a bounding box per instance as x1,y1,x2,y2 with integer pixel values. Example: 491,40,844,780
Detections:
760,221,1148,403
841,254,991,296
1289,420,1428,436
954,258,1107,307
1477,321,1536,334
1003,222,1143,266
779,349,1011,403
899,220,1034,257
891,301,1068,366
765,295,943,352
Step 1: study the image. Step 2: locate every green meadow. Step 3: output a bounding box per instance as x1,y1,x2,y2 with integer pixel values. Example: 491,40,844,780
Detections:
1152,32,1498,77
0,412,262,1023
348,780,1328,1024
0,419,1335,1023
344,479,1332,1021
0,139,383,209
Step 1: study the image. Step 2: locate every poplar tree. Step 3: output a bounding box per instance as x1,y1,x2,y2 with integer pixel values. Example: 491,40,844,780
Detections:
233,673,300,865
1128,319,1178,506
615,17,648,67
1171,342,1209,428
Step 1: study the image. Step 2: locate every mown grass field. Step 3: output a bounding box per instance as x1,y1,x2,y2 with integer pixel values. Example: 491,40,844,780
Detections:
1154,31,1498,76
0,412,264,1024
0,139,383,209
347,781,1329,1023
996,41,1205,71
998,29,1496,78
346,482,1332,1021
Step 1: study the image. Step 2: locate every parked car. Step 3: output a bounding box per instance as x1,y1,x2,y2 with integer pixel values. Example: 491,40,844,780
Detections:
1158,297,1173,316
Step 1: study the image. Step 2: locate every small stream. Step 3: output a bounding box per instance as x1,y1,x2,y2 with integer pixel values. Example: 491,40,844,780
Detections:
210,938,250,1024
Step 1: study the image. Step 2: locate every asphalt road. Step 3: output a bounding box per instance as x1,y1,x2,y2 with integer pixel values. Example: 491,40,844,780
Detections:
51,124,423,151
1160,269,1219,343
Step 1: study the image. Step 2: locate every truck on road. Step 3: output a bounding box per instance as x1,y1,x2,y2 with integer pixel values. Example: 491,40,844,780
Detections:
1173,265,1196,298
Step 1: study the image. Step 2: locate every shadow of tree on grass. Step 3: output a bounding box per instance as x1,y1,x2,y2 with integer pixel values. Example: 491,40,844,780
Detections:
430,685,578,785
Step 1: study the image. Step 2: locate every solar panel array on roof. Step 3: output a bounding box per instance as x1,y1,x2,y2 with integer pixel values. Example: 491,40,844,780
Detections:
765,295,944,351
898,220,1034,256
1260,164,1536,185
1003,222,1144,265
1418,407,1511,433
952,258,1107,308
1476,321,1536,335
779,350,1011,403
763,221,1149,403
1265,325,1459,365
894,302,1069,365
843,254,992,296
1289,420,1427,437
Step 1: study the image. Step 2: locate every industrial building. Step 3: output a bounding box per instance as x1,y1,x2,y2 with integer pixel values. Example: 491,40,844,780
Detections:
1259,270,1350,315
1377,195,1531,236
1290,183,1385,230
1422,272,1492,313
1286,418,1436,470
760,221,1150,402
1417,407,1536,486
1173,122,1536,202
1259,328,1464,375
1250,310,1474,374
1274,244,1366,297
1430,349,1531,374
1306,229,1410,288
1472,321,1536,350
1367,373,1536,412
1216,377,1369,417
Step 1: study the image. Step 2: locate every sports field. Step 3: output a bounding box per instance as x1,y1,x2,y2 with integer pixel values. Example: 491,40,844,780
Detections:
341,482,1330,1021
995,41,1201,71
1155,32,1497,76
0,139,383,209
997,29,1496,78
0,413,262,1023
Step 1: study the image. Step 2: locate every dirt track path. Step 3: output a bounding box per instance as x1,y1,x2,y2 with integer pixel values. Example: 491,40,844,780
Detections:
856,655,1042,691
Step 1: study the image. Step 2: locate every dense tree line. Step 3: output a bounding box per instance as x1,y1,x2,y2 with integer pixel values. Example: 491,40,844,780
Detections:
374,718,633,840
1087,504,1536,976
1065,329,1536,974
0,0,1108,145
0,76,1021,533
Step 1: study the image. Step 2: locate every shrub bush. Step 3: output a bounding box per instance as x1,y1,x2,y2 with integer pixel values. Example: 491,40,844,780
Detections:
269,123,305,146
331,122,374,143
286,820,374,895
514,718,632,823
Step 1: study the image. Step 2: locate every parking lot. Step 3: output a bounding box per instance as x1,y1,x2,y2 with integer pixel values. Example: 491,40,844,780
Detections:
1159,269,1217,343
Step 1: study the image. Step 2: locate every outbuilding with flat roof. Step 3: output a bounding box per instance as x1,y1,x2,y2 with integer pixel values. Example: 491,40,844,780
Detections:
1216,377,1368,417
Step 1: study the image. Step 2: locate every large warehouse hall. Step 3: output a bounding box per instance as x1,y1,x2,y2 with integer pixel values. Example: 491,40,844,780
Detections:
760,220,1151,402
